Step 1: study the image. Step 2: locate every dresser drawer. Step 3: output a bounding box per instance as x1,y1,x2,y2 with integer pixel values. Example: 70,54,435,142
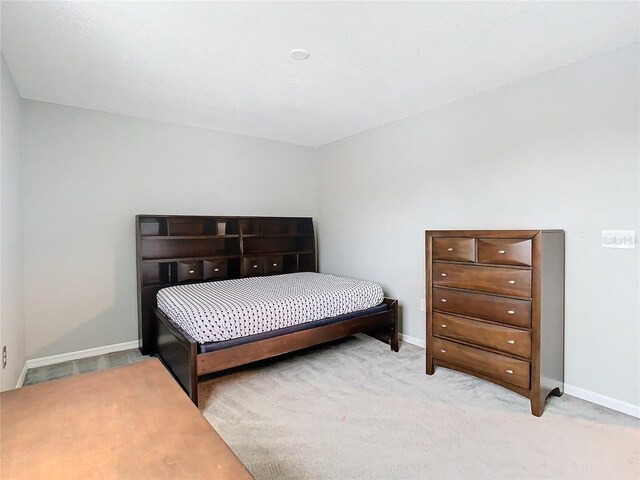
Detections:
203,258,227,280
242,257,265,276
432,238,475,262
433,312,531,358
264,255,284,274
478,239,532,266
432,287,531,328
177,261,203,282
433,262,531,298
432,337,530,389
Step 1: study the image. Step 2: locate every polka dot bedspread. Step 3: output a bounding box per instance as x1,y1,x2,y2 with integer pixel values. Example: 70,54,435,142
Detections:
156,272,384,344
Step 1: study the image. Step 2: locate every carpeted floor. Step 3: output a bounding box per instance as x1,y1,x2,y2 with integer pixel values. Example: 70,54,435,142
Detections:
199,334,639,480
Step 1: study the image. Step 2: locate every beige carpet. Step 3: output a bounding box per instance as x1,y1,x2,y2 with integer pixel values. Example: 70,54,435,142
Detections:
199,334,639,480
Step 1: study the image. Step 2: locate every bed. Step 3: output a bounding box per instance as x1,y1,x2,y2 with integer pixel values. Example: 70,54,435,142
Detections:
136,215,399,405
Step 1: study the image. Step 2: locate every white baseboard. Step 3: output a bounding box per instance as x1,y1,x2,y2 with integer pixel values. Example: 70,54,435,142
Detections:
15,362,29,389
398,333,639,418
17,340,140,387
564,383,640,419
399,333,426,348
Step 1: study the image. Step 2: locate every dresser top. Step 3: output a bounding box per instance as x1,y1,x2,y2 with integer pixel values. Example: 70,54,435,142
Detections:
425,230,564,238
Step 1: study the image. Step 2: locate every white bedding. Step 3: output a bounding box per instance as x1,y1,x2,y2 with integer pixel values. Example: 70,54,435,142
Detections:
156,272,384,344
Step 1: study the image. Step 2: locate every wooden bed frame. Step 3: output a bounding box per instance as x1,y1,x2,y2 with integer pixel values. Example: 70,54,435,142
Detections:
154,298,398,405
136,215,399,405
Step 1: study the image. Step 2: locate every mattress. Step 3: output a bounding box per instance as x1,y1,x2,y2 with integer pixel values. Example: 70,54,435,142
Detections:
156,272,384,344
198,303,389,353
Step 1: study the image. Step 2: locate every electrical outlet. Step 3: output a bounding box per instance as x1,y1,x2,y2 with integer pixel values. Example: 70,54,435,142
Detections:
2,346,6,369
420,298,426,312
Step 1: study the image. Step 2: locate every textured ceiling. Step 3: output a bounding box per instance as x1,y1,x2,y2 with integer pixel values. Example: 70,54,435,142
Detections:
2,1,638,146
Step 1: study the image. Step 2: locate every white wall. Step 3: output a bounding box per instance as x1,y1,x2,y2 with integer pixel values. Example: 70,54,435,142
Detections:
317,44,640,407
14,42,640,411
21,103,318,358
1,55,26,390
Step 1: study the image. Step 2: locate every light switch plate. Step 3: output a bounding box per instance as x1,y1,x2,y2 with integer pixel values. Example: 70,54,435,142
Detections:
601,230,636,249
420,298,426,312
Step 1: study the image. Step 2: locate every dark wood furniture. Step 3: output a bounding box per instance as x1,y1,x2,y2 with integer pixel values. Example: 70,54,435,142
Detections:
0,359,253,479
425,230,564,416
136,215,399,406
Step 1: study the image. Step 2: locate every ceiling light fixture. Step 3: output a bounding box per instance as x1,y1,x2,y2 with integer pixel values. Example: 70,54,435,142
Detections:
290,49,309,61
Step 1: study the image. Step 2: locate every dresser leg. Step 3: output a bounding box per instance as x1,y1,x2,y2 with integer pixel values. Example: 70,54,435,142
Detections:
530,397,543,417
550,386,563,397
426,355,434,375
531,383,564,415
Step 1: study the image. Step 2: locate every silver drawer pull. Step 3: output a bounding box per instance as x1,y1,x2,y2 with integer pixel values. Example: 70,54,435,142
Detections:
189,270,195,274
507,340,515,344
273,263,278,267
498,250,506,254
214,268,219,272
507,280,516,285
447,247,454,252
440,349,446,353
440,273,447,277
507,310,515,315
506,369,514,374
440,299,447,303
253,264,258,268
441,324,447,328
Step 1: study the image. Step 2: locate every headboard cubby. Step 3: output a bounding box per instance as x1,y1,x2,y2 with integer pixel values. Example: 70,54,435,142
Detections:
135,215,317,354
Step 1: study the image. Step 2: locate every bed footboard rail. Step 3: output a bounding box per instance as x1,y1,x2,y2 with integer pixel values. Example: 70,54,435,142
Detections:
154,308,199,405
197,300,399,374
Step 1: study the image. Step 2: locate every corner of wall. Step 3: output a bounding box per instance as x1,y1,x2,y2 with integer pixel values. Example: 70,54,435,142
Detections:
1,53,27,391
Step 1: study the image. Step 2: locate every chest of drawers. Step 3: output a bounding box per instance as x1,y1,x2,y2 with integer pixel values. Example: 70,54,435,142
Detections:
425,230,564,416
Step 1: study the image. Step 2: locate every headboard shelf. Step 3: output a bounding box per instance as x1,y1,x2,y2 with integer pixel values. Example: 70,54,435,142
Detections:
141,254,242,263
241,233,313,238
243,249,315,256
136,215,317,354
141,234,241,240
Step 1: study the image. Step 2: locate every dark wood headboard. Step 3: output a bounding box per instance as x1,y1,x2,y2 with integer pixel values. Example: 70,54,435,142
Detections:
135,215,317,354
